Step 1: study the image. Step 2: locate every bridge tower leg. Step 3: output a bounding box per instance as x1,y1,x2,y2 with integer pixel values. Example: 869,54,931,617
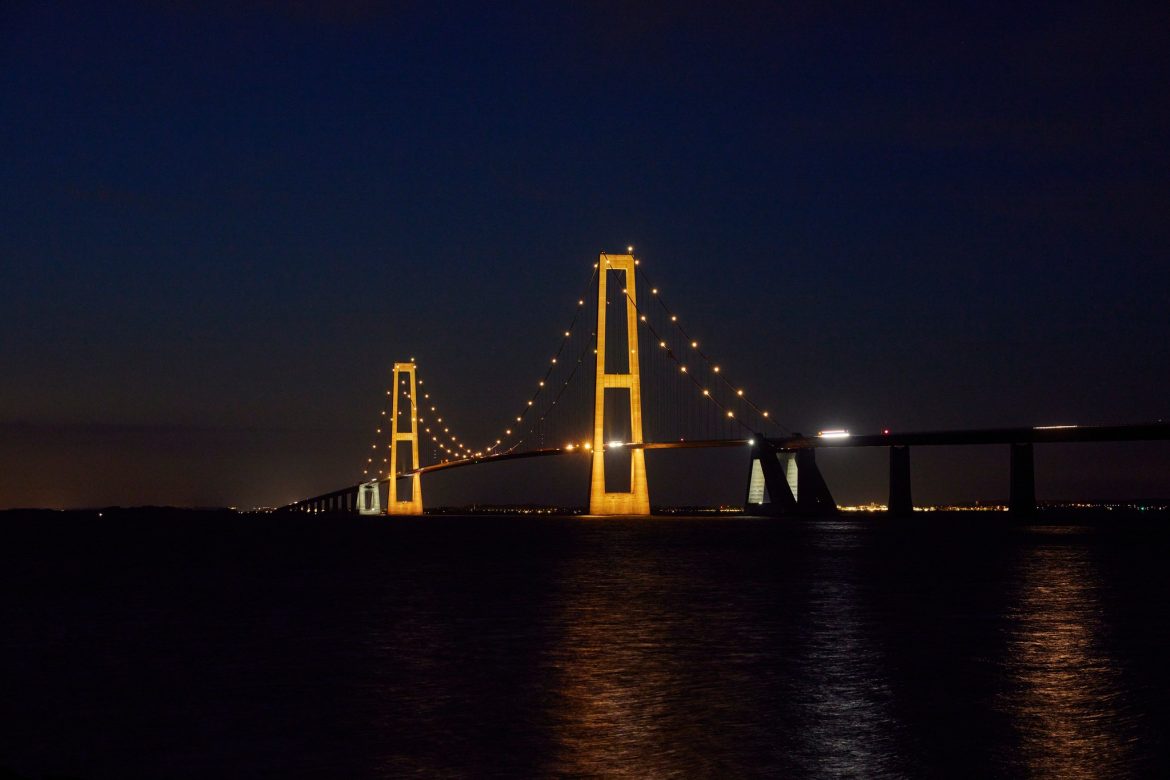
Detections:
589,252,651,515
1009,442,1035,515
888,445,913,515
388,361,424,515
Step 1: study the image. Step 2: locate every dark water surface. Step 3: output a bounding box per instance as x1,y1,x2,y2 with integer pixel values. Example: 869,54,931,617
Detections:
2,510,1169,778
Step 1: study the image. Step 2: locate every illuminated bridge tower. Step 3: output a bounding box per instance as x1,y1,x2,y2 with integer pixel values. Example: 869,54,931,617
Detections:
387,361,424,515
589,252,651,515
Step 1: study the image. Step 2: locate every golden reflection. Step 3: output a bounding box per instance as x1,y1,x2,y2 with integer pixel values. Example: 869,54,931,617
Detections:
544,558,693,776
1003,530,1130,778
544,526,901,776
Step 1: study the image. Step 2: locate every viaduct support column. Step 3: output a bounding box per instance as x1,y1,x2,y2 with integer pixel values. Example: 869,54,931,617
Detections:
889,445,912,515
388,361,424,515
589,252,650,515
1010,442,1035,515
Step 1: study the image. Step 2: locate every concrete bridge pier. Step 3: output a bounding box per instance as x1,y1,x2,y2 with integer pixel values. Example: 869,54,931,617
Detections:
358,481,382,515
744,443,797,515
889,445,913,515
1010,442,1036,514
795,449,838,515
744,442,837,517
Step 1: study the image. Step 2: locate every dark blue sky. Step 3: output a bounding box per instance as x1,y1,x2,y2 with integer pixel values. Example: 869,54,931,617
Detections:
3,1,1168,508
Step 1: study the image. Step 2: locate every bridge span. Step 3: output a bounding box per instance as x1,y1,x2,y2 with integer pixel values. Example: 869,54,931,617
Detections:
746,422,1170,516
277,251,1168,517
284,423,1169,517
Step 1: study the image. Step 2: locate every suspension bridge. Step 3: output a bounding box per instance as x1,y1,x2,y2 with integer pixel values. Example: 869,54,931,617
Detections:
282,252,1170,517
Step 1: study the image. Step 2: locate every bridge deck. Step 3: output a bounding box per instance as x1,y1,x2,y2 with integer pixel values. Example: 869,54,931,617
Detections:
767,422,1170,450
285,423,1169,509
410,438,752,476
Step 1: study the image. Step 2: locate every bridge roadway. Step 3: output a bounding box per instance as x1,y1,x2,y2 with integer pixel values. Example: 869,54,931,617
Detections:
285,421,1169,512
284,440,757,511
407,437,753,476
407,420,1170,476
769,421,1170,449
746,420,1170,516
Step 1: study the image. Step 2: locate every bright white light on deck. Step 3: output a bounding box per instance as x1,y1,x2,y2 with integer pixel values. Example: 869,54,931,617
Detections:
748,439,755,445
1034,424,1078,430
608,440,624,448
818,429,850,439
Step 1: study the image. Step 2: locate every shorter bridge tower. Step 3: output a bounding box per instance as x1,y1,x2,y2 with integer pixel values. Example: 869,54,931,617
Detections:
388,361,424,515
589,252,651,515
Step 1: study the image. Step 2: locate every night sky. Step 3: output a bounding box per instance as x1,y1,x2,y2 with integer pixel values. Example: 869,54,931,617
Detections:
3,1,1169,509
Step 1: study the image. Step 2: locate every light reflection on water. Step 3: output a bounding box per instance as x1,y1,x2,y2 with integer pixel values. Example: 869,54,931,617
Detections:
2,512,1166,777
543,520,904,777
791,531,900,778
354,518,1155,777
546,559,689,776
1001,527,1134,778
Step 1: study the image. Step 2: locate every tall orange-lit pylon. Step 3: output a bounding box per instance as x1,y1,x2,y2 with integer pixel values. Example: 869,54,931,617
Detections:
388,361,423,515
589,253,651,515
